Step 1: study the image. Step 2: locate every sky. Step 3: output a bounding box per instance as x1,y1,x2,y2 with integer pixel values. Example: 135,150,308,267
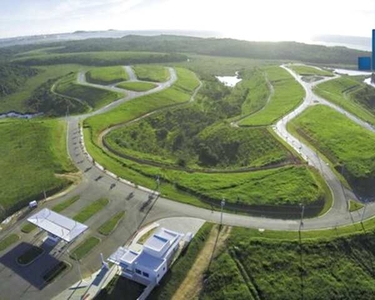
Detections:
1,0,375,42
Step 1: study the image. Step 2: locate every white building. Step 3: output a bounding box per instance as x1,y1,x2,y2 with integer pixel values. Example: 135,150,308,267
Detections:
109,227,183,285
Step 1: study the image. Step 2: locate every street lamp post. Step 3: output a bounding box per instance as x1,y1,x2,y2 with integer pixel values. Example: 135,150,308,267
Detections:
68,250,83,282
220,198,225,226
361,200,368,224
299,204,305,232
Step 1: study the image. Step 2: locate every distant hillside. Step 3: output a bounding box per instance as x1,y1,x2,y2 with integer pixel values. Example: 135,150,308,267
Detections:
42,35,369,66
0,64,38,97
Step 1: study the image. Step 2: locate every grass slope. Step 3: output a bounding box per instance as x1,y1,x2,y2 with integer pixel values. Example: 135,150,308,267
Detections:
314,76,375,125
289,65,333,76
0,119,75,219
55,73,123,109
86,66,129,85
202,228,375,300
290,105,375,196
116,81,156,91
240,66,304,126
132,65,170,82
240,69,271,116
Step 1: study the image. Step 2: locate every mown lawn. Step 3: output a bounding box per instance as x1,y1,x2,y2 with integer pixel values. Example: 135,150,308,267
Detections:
314,76,375,125
70,236,100,260
132,65,170,82
0,234,19,252
86,66,129,85
21,223,37,234
290,105,375,196
116,81,157,91
0,119,75,219
55,73,123,109
73,198,109,223
240,66,304,126
289,65,333,76
97,211,125,235
52,195,80,213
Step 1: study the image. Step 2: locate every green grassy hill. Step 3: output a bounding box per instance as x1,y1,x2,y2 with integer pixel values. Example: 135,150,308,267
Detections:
0,119,76,219
315,76,375,125
86,66,129,85
116,81,156,91
132,65,170,82
240,66,304,126
290,105,375,196
55,73,123,109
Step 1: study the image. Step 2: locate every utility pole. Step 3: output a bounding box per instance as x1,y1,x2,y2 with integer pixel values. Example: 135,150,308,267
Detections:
156,175,160,192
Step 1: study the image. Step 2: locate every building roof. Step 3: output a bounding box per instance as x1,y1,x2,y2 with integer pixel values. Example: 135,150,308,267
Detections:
121,249,140,265
27,208,88,242
143,228,180,252
135,251,164,271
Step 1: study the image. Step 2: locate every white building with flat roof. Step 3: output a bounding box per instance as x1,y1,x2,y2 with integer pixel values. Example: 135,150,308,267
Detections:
109,227,183,285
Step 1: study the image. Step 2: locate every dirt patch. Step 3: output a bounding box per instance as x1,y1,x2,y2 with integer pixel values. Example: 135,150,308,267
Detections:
171,225,231,300
55,172,82,185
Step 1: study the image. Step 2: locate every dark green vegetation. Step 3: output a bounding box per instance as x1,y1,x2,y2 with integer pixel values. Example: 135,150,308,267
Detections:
0,64,39,97
116,81,157,91
34,35,366,66
240,66,304,126
288,65,333,76
43,261,69,283
17,246,43,265
97,211,125,235
21,223,37,234
0,64,82,113
52,195,80,213
315,76,375,125
133,65,170,82
13,51,187,66
0,234,19,252
73,198,109,223
96,276,145,300
202,227,375,300
105,107,295,170
290,105,375,196
0,119,75,220
28,77,88,116
70,236,100,260
86,66,129,85
55,73,123,110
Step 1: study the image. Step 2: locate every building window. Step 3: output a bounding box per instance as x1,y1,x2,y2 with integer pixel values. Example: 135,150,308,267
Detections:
135,269,141,275
157,274,160,278
143,272,149,278
163,267,165,271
